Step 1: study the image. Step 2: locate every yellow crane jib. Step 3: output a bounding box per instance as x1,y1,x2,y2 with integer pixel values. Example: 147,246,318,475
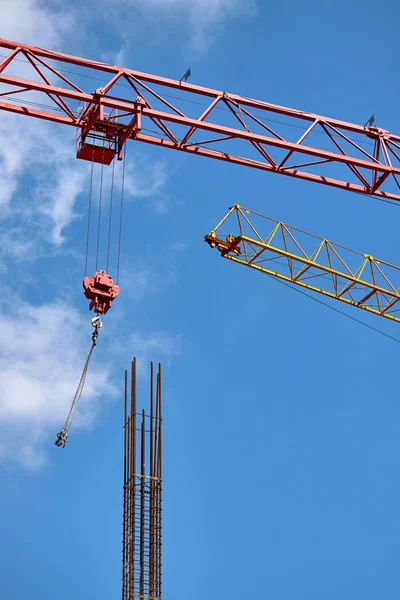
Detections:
205,205,400,324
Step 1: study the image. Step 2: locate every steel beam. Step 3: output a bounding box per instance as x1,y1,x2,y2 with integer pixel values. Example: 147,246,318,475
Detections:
1,38,400,199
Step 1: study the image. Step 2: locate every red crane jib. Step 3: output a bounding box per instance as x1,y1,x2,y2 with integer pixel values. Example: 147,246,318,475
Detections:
83,270,120,315
1,39,400,201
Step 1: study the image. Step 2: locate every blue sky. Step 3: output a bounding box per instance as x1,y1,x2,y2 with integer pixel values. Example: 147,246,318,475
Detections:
1,0,400,598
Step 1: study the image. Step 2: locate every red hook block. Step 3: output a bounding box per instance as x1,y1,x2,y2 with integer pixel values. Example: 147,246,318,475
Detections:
83,270,120,315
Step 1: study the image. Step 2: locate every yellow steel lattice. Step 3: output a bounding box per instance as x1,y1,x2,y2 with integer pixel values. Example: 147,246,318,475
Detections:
205,205,400,323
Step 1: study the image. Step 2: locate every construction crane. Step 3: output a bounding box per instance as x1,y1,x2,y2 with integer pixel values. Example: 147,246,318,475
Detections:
1,37,400,439
0,38,400,201
205,205,400,324
2,35,398,600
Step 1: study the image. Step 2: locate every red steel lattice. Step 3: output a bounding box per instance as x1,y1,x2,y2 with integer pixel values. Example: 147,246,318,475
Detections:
1,38,400,199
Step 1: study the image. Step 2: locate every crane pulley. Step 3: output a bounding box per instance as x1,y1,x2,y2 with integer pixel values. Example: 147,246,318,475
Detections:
83,270,120,314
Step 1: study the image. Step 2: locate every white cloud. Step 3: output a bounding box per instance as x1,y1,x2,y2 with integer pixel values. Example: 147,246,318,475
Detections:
130,330,182,375
0,2,171,247
0,119,166,253
0,226,38,270
0,295,182,469
0,1,180,472
121,0,256,49
0,115,44,212
0,0,73,48
101,35,130,67
124,154,168,198
37,148,169,247
0,114,87,248
119,265,176,301
0,299,115,468
0,0,85,246
38,160,88,246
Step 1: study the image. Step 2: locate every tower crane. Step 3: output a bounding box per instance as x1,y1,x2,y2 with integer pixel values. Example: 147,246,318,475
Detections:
1,37,400,442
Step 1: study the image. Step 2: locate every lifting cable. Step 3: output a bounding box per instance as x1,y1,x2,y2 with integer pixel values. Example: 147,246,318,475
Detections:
96,143,106,272
117,145,126,284
84,144,95,277
268,273,400,344
55,316,102,448
106,156,116,273
56,144,126,448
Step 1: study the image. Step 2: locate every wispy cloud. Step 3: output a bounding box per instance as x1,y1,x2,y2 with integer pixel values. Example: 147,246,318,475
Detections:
124,154,168,198
0,299,115,468
130,330,182,375
0,288,183,469
0,115,88,249
119,264,177,301
120,0,256,50
0,3,170,246
0,0,85,248
0,0,74,47
0,0,180,472
101,35,130,67
0,226,38,270
38,160,88,246
0,116,46,213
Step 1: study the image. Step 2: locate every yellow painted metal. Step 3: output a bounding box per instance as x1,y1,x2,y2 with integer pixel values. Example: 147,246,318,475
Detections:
205,206,400,323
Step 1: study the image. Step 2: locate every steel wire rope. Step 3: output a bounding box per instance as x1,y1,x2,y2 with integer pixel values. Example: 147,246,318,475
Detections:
96,142,106,271
62,339,96,434
106,155,116,273
116,145,127,284
84,145,95,276
266,272,400,343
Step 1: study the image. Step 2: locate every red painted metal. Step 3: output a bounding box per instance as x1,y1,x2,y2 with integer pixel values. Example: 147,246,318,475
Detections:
1,38,400,199
77,142,116,164
83,270,120,314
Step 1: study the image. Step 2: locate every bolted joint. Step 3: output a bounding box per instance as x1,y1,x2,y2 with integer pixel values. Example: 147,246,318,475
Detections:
135,95,146,107
366,125,390,140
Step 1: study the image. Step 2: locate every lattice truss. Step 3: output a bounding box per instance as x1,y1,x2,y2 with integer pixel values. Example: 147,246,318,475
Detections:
1,38,400,198
123,359,162,600
205,205,400,323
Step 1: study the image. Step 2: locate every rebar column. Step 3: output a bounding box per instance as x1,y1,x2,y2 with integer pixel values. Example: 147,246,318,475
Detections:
122,359,162,600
